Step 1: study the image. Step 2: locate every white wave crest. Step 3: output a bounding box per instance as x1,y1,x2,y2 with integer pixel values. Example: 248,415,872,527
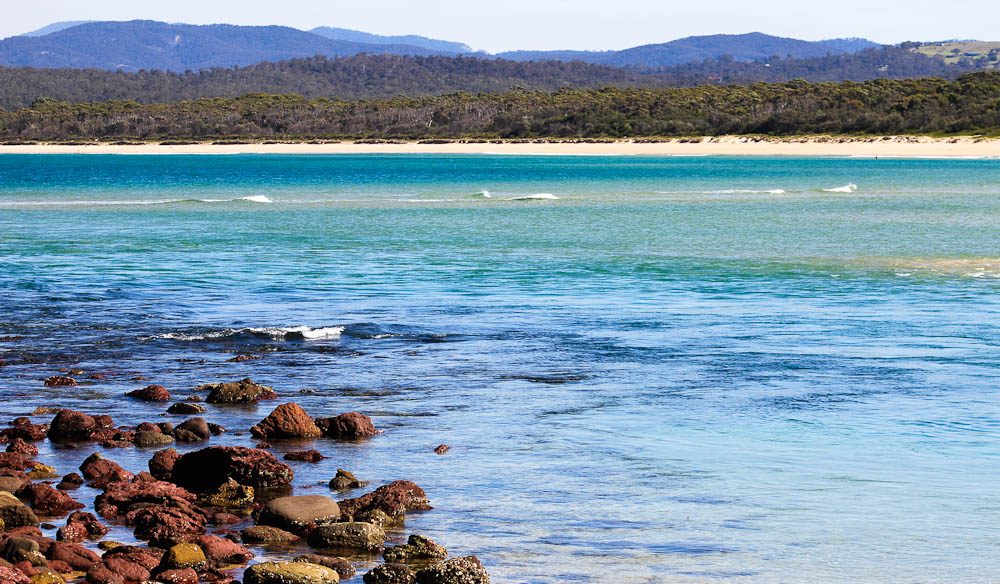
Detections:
158,326,344,341
823,183,858,193
509,193,560,201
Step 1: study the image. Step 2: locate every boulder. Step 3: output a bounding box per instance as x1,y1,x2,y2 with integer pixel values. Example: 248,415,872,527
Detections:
200,379,276,405
0,453,31,474
1,537,40,564
171,447,293,492
46,412,97,443
194,535,252,565
28,569,64,584
314,413,378,440
200,479,254,509
0,566,30,584
126,505,207,547
383,535,448,563
133,431,173,448
257,496,340,532
159,544,205,570
148,449,179,482
306,523,385,552
5,440,37,457
0,476,28,494
94,476,196,519
151,568,197,584
166,404,205,416
414,557,489,584
171,419,210,443
79,454,133,489
328,470,366,491
293,556,354,580
43,377,76,388
15,484,84,517
55,474,82,491
243,562,340,584
56,512,107,543
239,526,299,544
4,420,48,442
46,542,100,571
0,492,39,529
250,404,321,440
363,565,415,584
125,386,170,402
283,450,325,463
84,563,124,584
338,481,431,525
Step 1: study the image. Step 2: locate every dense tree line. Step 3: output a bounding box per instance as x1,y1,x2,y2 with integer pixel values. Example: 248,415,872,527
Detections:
0,48,977,111
2,72,997,141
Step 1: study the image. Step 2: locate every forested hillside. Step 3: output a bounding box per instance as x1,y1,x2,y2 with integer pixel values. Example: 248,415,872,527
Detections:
2,72,996,141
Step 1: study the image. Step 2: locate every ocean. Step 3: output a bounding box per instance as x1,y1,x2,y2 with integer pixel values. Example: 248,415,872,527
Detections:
0,154,998,583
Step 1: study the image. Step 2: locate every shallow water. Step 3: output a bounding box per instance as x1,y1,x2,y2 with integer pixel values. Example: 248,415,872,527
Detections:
0,154,998,583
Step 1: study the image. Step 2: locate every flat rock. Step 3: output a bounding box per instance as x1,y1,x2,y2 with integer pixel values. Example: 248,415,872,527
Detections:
243,562,340,584
239,526,299,544
307,523,385,552
200,379,276,404
258,495,340,532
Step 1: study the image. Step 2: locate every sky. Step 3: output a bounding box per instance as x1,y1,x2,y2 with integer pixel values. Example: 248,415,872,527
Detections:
3,0,997,52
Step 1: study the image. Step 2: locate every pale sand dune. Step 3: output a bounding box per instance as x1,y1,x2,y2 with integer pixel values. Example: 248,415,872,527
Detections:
1,136,999,157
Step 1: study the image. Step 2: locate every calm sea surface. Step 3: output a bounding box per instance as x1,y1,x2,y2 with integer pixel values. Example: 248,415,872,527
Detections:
0,154,998,583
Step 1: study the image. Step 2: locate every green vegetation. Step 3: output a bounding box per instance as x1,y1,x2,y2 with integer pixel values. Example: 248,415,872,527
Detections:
1,72,997,141
912,42,1000,70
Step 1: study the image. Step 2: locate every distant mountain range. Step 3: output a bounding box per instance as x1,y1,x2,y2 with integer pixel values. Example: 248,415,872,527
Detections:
1,20,884,72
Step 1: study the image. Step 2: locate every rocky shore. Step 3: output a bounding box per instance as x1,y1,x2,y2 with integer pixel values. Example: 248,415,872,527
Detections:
0,377,489,584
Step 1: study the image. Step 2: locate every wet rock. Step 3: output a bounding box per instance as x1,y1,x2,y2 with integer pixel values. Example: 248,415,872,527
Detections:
207,423,226,436
126,505,207,547
433,445,450,455
15,484,84,517
315,413,379,440
363,565,415,584
124,385,170,402
0,453,33,475
171,419,210,443
46,542,100,571
46,412,97,443
152,568,197,584
55,473,83,491
166,404,205,416
258,496,340,532
383,535,448,564
200,379,276,405
96,546,163,583
306,523,385,553
84,563,124,584
1,537,40,565
0,476,29,494
283,450,325,463
0,492,39,530
160,544,205,571
200,478,254,509
133,431,173,449
94,475,196,519
328,470,366,491
148,449,180,482
338,481,431,525
293,556,354,580
250,404,321,440
26,464,59,481
43,377,76,388
56,512,108,543
5,440,37,457
243,562,340,584
3,420,48,443
0,566,30,584
28,569,64,584
414,557,489,584
195,535,252,565
239,526,299,544
227,355,261,363
172,447,294,492
209,511,242,525
79,454,133,489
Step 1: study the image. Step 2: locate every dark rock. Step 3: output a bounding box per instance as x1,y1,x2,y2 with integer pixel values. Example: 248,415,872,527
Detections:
227,355,261,363
124,385,170,402
207,423,226,436
315,413,378,440
15,484,84,517
257,496,340,532
306,523,385,552
80,454,134,489
0,476,29,493
293,555,354,580
239,526,299,544
172,418,210,443
195,535,252,565
46,542,100,571
200,379,276,405
43,377,76,388
148,449,180,481
414,557,489,584
250,404,321,440
1,537,39,564
126,505,208,547
5,440,37,457
364,565,415,584
94,475,196,519
46,411,97,443
0,453,31,473
433,444,450,455
3,420,48,443
328,470,366,491
172,447,293,492
166,403,205,416
338,481,431,525
284,450,325,463
56,512,108,543
0,492,39,529
383,535,448,563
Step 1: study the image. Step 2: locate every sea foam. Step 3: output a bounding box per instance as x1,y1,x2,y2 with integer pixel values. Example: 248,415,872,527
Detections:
823,183,858,193
158,326,344,341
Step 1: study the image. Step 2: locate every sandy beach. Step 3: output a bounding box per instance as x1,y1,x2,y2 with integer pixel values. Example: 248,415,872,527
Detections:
1,136,998,157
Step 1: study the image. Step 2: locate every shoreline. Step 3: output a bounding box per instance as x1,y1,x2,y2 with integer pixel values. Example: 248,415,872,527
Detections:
0,136,999,157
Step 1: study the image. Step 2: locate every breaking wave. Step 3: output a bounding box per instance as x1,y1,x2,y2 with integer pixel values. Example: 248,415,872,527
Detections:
822,183,858,193
157,326,344,342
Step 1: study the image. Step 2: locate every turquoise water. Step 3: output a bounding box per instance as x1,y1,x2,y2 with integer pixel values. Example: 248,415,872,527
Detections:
0,154,998,583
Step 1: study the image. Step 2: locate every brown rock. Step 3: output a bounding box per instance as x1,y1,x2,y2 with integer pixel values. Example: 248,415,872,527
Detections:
250,404,321,440
56,512,107,543
364,565,414,584
307,523,385,552
148,449,180,482
94,476,196,519
43,377,76,388
0,492,39,529
166,404,205,416
171,447,293,492
125,505,207,547
171,418,210,443
15,484,84,517
200,379,276,404
328,470,366,491
45,543,99,571
84,564,124,584
383,535,448,563
284,450,325,463
0,566,30,584
257,496,340,532
239,526,299,544
315,413,378,440
414,557,489,584
433,444,450,455
154,568,197,584
293,556,354,580
79,454,133,489
124,385,170,402
5,440,37,457
46,412,97,443
195,535,252,565
338,481,431,524
0,453,32,474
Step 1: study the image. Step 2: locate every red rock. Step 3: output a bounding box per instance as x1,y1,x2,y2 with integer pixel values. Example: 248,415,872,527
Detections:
210,512,241,525
172,418,210,443
43,377,77,388
80,454,134,489
85,564,124,584
0,565,29,582
94,476,196,519
0,453,31,474
93,416,114,429
4,420,48,442
16,483,84,517
338,481,431,523
101,546,163,570
154,568,198,584
125,505,207,546
148,449,180,482
12,562,36,578
283,450,325,463
315,412,379,440
250,404,321,440
46,542,100,570
57,512,108,542
125,385,171,402
195,535,253,565
47,560,72,573
200,379,276,404
101,557,149,583
46,411,97,442
5,439,37,457
171,447,293,492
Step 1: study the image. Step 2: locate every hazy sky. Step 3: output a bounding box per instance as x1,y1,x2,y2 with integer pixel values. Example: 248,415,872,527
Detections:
3,0,996,51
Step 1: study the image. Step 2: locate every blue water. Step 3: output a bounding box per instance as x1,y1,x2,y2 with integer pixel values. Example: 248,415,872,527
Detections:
0,155,998,583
